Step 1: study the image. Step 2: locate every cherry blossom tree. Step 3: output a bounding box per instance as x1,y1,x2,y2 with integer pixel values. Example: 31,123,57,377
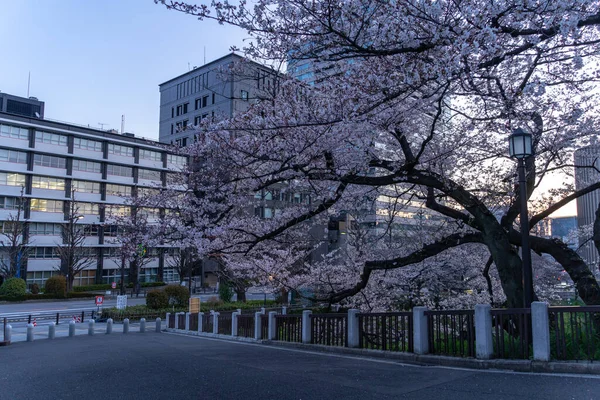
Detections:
155,0,600,308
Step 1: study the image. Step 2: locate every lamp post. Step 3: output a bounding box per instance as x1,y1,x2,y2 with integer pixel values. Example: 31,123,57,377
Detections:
509,128,534,308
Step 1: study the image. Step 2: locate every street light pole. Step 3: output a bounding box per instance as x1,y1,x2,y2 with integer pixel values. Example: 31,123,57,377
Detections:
517,157,534,308
509,128,534,308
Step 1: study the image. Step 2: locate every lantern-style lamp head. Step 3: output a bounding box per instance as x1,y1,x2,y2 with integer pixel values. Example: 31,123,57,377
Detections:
509,128,533,159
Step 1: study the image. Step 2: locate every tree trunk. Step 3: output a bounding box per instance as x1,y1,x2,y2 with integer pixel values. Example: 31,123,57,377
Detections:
594,201,600,271
235,288,246,303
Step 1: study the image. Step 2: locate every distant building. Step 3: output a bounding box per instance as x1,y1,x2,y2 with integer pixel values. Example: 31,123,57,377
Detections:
550,216,578,249
0,92,44,119
158,53,276,146
574,144,600,272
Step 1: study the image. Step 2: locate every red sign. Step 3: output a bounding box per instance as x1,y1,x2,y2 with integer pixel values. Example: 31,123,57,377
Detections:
95,296,104,306
111,282,117,289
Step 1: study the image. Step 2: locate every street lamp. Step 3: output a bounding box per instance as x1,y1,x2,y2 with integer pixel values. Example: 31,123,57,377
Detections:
509,128,534,307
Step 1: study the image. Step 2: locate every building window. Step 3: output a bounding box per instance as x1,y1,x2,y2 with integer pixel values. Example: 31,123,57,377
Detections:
171,108,174,118
183,103,189,114
30,199,64,213
194,115,201,125
33,154,66,169
72,180,101,194
138,187,160,196
73,137,103,152
0,172,26,187
29,247,59,259
241,90,249,101
108,205,130,217
72,159,101,173
35,131,68,146
73,269,96,287
212,93,215,104
105,183,131,196
0,124,29,140
140,149,162,162
0,149,27,164
107,144,134,157
176,105,182,116
75,202,99,215
166,154,187,166
32,176,66,191
103,225,125,237
29,223,62,235
202,95,208,108
195,98,201,110
82,225,100,236
138,168,161,181
0,196,22,210
107,164,132,177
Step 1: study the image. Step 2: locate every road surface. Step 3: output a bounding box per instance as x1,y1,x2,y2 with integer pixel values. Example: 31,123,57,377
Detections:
0,332,598,399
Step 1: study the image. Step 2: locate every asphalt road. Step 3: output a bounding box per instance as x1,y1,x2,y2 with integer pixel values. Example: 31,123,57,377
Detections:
1,333,599,400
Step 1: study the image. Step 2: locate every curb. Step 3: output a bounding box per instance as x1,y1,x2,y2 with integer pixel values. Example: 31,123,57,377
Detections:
166,328,600,375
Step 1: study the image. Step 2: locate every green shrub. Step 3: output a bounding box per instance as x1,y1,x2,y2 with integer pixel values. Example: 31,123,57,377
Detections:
73,284,111,292
31,283,40,295
218,282,234,303
44,276,66,298
126,281,167,288
66,292,96,299
146,290,169,309
164,285,190,307
0,277,27,298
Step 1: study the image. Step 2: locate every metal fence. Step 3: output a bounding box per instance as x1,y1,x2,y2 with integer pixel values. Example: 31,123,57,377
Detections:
218,313,233,335
168,313,175,329
358,312,413,352
491,308,531,360
238,314,255,338
202,313,213,333
1,309,98,326
177,313,186,329
548,306,600,361
311,313,347,347
189,313,199,331
275,315,303,343
426,310,475,358
261,314,269,339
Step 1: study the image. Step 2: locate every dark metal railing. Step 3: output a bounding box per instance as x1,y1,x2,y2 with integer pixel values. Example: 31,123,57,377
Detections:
218,313,233,335
491,308,531,360
189,313,199,331
275,314,302,343
311,313,347,347
549,306,600,361
238,314,255,338
261,314,269,339
177,313,186,329
202,313,213,333
168,313,175,329
1,309,97,326
358,312,413,352
426,310,475,358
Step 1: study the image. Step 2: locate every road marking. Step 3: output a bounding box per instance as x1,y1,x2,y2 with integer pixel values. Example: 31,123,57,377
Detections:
165,332,600,380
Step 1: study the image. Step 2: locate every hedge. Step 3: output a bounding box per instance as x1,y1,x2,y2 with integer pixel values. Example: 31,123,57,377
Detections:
73,282,166,292
0,292,96,302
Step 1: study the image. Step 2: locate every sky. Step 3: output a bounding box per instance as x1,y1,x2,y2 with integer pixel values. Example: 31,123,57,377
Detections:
0,0,247,140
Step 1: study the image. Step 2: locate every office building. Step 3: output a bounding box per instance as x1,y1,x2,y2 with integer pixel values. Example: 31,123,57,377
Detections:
0,93,187,288
575,143,600,272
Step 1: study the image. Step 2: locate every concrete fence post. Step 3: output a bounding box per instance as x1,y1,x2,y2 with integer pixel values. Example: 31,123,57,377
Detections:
185,313,190,331
26,324,34,342
302,310,312,344
281,307,287,315
254,312,262,340
532,301,551,361
165,313,171,329
237,309,242,314
475,304,493,359
69,321,76,337
174,313,180,330
413,306,429,355
213,312,220,334
5,325,11,342
232,312,239,336
88,320,95,336
198,313,204,333
268,311,277,340
123,318,130,334
140,318,146,333
48,322,56,340
261,307,266,314
155,317,162,333
106,318,113,334
347,309,360,348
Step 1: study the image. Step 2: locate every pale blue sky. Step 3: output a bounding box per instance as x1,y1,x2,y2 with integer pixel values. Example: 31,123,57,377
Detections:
0,0,247,140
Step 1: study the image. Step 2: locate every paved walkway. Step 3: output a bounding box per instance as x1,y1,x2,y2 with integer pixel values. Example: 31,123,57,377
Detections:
0,332,598,399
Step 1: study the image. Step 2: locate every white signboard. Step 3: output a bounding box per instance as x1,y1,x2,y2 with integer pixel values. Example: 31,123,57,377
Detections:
116,295,128,310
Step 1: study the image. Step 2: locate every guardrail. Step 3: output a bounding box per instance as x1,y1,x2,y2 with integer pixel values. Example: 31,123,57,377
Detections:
1,309,98,325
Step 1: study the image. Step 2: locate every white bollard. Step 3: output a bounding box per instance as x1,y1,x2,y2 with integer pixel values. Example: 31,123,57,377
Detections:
347,309,359,348
232,312,239,336
69,321,76,337
26,323,34,342
532,301,551,361
140,318,146,333
268,311,277,340
155,317,162,333
123,318,130,334
475,304,493,360
254,312,262,340
301,310,312,344
88,320,95,336
48,322,56,340
413,307,429,355
106,318,113,334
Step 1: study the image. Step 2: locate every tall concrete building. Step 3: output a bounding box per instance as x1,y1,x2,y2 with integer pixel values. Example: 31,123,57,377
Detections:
575,143,600,273
0,93,186,288
158,53,276,146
